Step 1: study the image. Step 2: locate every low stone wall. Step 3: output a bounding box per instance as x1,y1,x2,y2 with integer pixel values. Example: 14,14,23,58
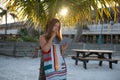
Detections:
0,41,39,57
0,41,120,57
65,43,120,56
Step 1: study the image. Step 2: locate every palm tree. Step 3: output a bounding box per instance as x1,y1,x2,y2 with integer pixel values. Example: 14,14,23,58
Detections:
0,6,18,36
0,16,2,23
2,0,120,29
0,7,8,35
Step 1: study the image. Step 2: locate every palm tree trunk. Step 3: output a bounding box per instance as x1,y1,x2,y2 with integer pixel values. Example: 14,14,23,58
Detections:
74,23,82,42
4,13,7,40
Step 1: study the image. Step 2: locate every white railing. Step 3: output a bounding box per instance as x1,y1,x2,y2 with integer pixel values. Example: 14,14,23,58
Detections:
83,23,120,34
62,27,77,35
0,29,18,34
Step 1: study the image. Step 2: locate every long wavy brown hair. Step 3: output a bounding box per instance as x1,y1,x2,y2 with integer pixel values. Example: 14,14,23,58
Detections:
45,18,62,41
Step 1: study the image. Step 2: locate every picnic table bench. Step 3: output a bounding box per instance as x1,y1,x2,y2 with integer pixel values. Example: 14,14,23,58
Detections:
71,49,119,69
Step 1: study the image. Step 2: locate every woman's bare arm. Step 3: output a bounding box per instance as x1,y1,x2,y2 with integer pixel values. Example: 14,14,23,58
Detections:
39,33,56,52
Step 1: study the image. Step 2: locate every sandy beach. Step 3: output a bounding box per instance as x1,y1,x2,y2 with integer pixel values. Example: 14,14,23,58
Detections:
0,55,120,80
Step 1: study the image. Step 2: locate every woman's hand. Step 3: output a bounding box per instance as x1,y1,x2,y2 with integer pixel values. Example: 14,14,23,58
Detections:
62,43,68,50
61,43,68,54
51,31,56,39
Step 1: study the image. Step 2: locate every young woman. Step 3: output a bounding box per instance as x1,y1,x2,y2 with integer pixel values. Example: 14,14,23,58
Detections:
39,18,67,80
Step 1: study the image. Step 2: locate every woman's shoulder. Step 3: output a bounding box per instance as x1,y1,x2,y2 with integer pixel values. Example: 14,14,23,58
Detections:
40,34,45,37
39,34,46,40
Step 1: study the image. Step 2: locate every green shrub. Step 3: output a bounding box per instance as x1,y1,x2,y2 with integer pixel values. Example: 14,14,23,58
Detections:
6,36,38,42
22,36,38,42
16,38,23,42
6,37,16,41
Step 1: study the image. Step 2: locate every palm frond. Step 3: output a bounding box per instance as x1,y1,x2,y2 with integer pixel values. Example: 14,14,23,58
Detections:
1,0,120,29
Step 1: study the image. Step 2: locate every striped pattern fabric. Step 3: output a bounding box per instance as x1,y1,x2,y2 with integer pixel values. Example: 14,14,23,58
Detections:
42,44,67,80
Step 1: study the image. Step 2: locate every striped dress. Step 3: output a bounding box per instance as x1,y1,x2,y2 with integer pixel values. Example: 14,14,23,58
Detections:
40,38,67,80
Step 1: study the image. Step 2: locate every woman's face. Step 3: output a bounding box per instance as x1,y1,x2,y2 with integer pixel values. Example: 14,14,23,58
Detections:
52,22,60,32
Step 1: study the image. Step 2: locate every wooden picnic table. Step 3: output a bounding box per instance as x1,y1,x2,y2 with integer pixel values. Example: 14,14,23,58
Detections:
71,49,118,69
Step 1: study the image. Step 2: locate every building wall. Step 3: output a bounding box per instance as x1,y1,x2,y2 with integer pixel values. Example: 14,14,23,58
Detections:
81,22,120,44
